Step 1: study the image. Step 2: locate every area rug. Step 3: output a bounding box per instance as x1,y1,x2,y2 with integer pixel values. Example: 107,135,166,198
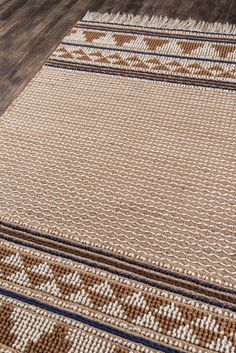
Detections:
0,11,235,353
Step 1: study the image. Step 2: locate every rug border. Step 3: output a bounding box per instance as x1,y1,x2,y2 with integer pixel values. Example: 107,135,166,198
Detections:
82,11,236,35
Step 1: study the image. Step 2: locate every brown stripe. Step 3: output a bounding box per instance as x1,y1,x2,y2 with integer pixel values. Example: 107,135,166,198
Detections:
46,59,236,90
78,22,236,44
0,224,235,306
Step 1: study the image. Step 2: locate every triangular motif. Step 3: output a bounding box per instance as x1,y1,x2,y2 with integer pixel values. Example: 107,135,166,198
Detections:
37,279,61,296
31,261,53,277
112,34,136,47
144,37,170,51
8,270,30,286
177,41,204,54
83,30,106,43
212,44,236,58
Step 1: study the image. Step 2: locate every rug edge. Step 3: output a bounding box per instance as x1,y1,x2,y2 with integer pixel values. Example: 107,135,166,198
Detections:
82,11,236,35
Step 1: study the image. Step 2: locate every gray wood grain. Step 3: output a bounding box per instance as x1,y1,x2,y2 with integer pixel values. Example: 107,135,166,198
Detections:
0,0,93,115
92,0,233,22
226,0,236,23
0,0,234,115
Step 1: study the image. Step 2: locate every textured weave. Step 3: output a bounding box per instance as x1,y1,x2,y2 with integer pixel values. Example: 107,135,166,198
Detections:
0,11,236,353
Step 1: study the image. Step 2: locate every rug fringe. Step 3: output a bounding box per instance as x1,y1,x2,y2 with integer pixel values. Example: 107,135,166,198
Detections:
82,11,236,35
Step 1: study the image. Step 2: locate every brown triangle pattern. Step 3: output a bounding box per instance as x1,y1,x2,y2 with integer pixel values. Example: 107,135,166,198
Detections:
0,300,137,353
66,27,77,37
64,29,236,66
24,324,72,353
144,38,170,51
112,34,136,47
1,246,235,352
53,47,236,81
177,41,204,54
74,49,92,61
83,30,106,43
56,48,74,59
90,51,111,64
0,305,17,348
212,43,236,58
108,54,130,66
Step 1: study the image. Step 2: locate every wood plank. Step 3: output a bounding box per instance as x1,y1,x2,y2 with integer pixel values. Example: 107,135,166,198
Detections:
0,0,94,115
188,0,232,23
225,0,236,23
91,0,232,22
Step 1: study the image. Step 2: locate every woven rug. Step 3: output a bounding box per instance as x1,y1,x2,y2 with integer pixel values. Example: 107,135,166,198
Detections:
0,11,236,353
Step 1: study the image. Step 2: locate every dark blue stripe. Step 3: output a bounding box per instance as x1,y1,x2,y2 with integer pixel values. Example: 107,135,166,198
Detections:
75,24,236,45
80,19,236,37
1,219,236,295
1,233,236,312
0,287,184,353
47,58,236,91
47,61,236,91
61,41,236,65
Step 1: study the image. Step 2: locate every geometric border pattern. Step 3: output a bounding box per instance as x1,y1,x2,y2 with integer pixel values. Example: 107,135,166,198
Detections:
47,20,236,90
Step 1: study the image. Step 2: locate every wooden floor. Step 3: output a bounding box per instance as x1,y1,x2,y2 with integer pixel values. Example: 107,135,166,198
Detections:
0,0,235,115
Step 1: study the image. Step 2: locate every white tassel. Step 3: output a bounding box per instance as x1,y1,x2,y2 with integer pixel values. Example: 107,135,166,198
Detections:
82,11,236,35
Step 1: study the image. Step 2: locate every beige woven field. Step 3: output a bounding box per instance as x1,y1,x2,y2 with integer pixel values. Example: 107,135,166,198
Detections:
1,66,236,284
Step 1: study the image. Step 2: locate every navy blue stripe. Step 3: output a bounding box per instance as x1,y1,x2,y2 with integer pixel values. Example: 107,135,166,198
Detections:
47,58,236,91
76,24,236,45
1,219,236,296
1,232,236,312
0,287,184,353
80,19,236,37
46,61,236,91
61,41,236,65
